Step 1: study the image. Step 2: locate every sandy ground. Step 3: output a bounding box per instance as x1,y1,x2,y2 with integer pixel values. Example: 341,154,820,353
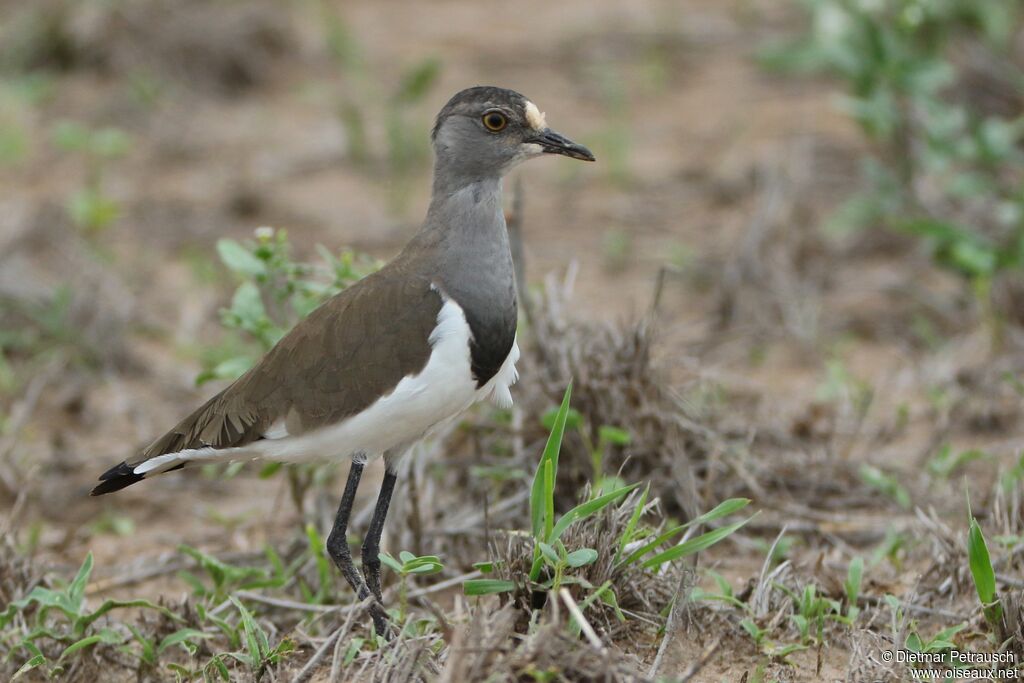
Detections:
2,0,1023,681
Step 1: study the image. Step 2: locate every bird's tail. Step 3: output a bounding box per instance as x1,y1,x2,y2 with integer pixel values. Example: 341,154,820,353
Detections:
90,383,268,496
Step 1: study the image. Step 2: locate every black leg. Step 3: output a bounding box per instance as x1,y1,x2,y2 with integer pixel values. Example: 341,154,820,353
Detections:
361,469,398,602
326,460,388,635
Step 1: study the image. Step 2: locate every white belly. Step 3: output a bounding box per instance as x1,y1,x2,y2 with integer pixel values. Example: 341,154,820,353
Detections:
253,297,518,462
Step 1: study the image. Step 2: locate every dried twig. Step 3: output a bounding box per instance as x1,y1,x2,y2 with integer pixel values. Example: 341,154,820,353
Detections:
559,588,605,653
648,566,695,679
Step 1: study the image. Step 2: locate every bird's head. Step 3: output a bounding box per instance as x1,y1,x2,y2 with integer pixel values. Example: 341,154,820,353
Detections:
431,86,595,182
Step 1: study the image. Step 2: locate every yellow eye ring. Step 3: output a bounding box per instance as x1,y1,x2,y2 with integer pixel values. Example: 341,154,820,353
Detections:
482,111,507,132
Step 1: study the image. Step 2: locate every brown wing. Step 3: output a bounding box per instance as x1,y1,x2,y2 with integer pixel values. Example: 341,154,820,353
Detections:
92,266,442,494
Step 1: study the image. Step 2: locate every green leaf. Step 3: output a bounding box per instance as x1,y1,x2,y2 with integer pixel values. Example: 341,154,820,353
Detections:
598,425,631,446
258,462,283,478
402,555,443,574
211,654,231,680
230,596,265,669
11,654,45,680
379,552,404,573
538,542,560,567
304,524,332,599
620,498,752,567
399,551,416,564
77,599,179,633
217,239,266,277
60,628,123,659
621,525,686,567
549,483,639,542
858,465,911,509
845,556,864,606
740,617,763,643
689,498,752,526
565,548,599,568
463,579,515,596
229,282,267,325
158,628,213,655
642,516,755,570
67,552,94,614
599,586,626,622
473,561,495,573
968,517,997,605
530,383,573,539
615,484,649,562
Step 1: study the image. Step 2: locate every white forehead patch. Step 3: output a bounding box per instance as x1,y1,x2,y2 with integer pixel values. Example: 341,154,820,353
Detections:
524,101,547,131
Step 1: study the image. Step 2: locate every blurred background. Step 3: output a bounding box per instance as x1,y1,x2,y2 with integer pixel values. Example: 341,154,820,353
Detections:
1,0,1024,680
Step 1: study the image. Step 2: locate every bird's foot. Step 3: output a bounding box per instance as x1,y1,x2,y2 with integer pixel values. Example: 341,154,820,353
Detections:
368,601,393,639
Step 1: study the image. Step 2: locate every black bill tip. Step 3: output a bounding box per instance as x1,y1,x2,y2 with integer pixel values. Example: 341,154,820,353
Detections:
530,129,596,162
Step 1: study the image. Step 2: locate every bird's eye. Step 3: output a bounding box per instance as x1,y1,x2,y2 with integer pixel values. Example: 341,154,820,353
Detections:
482,111,507,132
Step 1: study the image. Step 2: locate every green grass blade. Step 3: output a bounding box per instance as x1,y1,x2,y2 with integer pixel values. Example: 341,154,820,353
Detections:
620,523,688,567
530,383,572,539
968,518,996,604
620,498,752,567
230,596,264,669
845,556,863,605
67,552,94,614
77,599,180,633
544,460,554,541
642,516,755,570
968,516,1003,632
549,483,639,542
614,485,649,563
463,579,515,596
686,498,751,527
158,628,213,655
11,654,45,680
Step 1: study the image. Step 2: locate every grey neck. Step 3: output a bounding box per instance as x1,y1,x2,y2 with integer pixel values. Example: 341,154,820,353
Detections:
420,174,506,250
413,170,514,305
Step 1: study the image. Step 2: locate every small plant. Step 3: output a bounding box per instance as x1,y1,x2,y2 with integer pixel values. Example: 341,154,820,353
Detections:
176,544,282,603
967,514,1004,640
465,383,755,639
780,583,837,646
927,445,991,479
200,227,379,384
901,621,968,676
859,464,912,509
841,556,863,625
0,553,179,679
871,526,909,570
230,597,295,678
379,551,444,623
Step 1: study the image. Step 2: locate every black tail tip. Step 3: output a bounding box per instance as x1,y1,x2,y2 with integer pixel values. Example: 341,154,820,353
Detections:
91,461,145,496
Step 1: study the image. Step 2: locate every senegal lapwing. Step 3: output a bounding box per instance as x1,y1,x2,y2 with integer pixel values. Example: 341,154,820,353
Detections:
91,86,595,634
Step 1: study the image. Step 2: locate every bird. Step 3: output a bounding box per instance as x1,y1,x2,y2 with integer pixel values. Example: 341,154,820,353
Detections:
90,86,595,634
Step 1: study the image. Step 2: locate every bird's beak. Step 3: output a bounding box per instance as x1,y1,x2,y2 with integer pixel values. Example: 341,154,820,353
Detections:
527,129,596,162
